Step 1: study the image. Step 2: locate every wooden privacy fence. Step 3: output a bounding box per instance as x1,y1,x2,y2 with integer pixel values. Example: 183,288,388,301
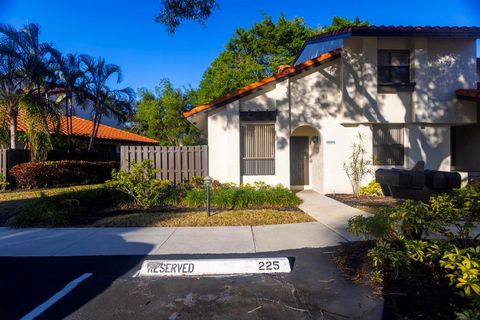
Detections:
120,145,208,184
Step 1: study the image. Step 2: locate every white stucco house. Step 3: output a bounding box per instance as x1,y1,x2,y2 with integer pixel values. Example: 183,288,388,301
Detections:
185,25,480,194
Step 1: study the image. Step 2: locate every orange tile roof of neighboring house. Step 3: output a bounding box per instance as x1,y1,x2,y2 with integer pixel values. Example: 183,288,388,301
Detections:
17,115,157,144
456,89,480,102
184,49,342,118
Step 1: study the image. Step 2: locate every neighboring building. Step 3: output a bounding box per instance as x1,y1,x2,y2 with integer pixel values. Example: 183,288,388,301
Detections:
72,102,125,129
185,25,480,194
17,115,157,152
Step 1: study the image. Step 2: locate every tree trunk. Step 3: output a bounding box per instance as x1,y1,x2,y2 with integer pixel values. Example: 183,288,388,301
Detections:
88,111,99,152
9,107,18,149
65,96,72,152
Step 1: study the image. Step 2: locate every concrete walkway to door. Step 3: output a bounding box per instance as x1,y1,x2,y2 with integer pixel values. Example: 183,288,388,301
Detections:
297,190,369,241
0,191,367,257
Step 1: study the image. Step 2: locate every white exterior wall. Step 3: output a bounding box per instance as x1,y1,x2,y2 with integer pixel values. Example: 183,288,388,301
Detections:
200,35,478,193
289,60,363,193
405,125,451,171
342,37,477,125
207,101,240,183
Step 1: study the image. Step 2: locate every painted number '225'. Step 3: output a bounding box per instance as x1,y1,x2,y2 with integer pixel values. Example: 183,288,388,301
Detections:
258,260,280,271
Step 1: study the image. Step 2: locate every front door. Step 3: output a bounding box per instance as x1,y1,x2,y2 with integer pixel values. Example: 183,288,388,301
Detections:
290,136,309,185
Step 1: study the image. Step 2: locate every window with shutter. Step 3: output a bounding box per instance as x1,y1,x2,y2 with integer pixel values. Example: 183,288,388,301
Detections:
240,123,275,175
372,125,404,165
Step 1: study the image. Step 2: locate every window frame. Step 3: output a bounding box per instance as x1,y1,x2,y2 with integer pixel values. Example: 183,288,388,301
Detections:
372,124,405,166
240,122,276,176
377,49,415,93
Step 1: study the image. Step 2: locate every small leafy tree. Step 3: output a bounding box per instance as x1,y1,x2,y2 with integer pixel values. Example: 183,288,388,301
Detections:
343,133,372,195
106,160,177,208
129,80,203,146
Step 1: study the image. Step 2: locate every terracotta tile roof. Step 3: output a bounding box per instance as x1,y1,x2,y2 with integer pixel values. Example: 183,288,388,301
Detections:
456,89,480,102
306,25,480,43
17,115,157,144
184,49,342,118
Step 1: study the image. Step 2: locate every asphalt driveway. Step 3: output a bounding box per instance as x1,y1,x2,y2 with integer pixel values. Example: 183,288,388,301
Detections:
0,248,392,320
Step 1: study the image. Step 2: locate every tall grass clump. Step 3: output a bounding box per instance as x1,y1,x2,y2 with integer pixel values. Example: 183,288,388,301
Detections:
182,181,300,209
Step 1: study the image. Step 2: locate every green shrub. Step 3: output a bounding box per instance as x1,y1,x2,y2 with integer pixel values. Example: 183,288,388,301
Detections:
0,173,8,191
181,182,300,209
440,245,480,298
189,176,205,188
106,160,179,208
9,185,124,227
396,200,440,239
182,187,206,207
347,207,399,240
347,183,480,315
367,239,409,280
9,160,118,189
430,183,480,244
359,180,382,197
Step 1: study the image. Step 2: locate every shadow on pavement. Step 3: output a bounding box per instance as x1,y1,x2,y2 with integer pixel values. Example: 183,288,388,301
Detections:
0,234,153,319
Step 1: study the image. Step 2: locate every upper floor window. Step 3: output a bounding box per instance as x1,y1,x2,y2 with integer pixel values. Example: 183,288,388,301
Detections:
378,50,414,93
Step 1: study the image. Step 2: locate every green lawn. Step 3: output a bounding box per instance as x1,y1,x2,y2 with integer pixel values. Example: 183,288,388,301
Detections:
92,209,314,227
0,184,105,225
1,184,314,227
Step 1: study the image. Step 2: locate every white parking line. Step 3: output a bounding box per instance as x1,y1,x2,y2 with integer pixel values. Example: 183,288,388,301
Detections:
20,273,92,320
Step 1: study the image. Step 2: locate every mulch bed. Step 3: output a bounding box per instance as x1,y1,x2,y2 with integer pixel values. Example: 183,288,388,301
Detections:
333,241,472,319
326,194,403,213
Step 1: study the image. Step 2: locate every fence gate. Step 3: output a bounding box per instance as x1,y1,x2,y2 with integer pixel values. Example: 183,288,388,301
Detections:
120,145,208,184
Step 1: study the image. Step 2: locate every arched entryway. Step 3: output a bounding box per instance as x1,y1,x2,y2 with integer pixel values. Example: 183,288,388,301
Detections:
290,125,323,192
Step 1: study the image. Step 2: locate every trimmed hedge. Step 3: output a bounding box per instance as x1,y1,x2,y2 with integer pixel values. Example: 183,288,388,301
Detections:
10,160,118,189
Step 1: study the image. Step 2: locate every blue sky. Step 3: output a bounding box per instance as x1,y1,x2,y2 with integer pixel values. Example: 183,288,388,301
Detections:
1,0,479,93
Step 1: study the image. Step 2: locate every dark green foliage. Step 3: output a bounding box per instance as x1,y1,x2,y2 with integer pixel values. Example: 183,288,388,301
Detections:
106,160,179,208
182,182,301,209
9,160,118,189
322,16,369,33
430,182,480,245
156,0,218,33
106,161,300,209
347,183,480,316
9,185,125,227
347,207,398,239
194,15,315,104
129,80,204,146
397,200,438,239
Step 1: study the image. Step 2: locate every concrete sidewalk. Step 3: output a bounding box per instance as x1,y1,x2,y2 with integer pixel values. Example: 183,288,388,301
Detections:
0,191,367,257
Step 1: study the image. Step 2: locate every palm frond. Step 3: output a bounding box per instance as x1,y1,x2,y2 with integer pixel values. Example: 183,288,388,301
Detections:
104,64,122,83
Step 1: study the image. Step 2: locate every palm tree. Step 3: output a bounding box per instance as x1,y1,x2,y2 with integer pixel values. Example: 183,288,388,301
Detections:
0,24,25,149
49,50,85,150
80,54,134,151
0,23,60,160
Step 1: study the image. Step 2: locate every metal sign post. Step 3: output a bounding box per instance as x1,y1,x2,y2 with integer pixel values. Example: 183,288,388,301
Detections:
203,176,212,216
